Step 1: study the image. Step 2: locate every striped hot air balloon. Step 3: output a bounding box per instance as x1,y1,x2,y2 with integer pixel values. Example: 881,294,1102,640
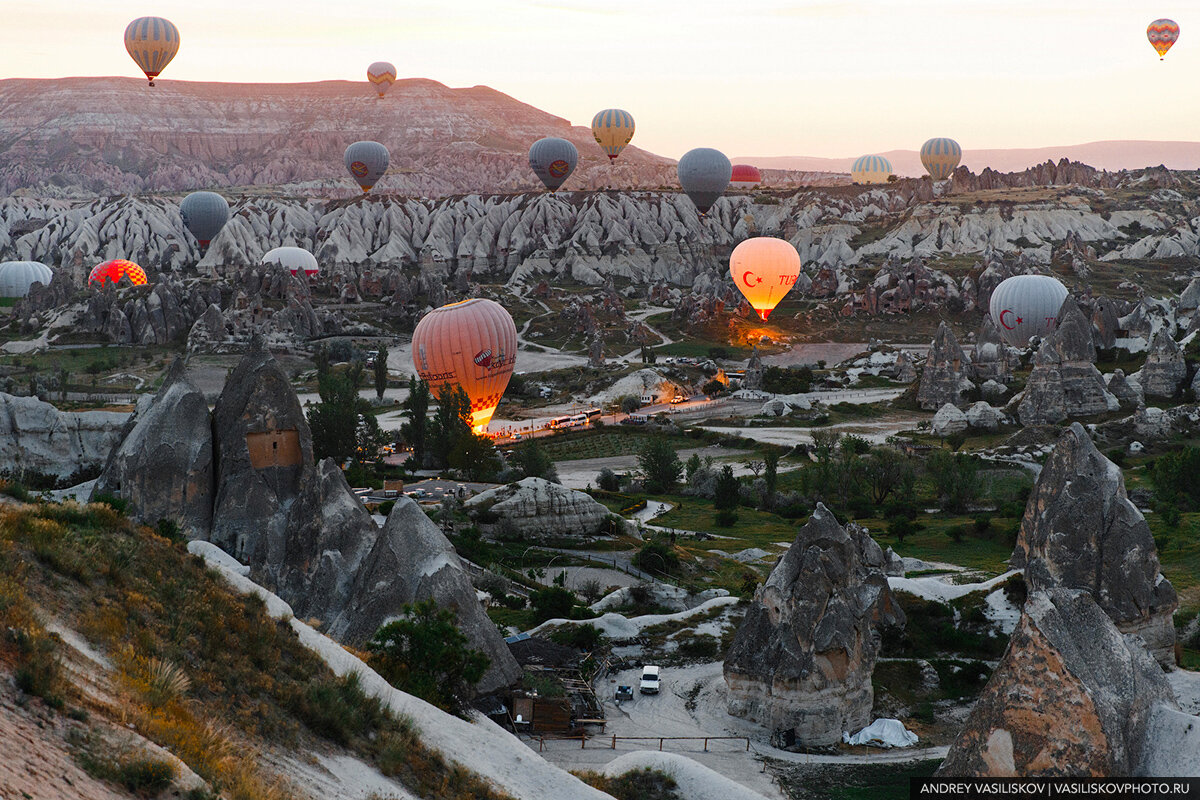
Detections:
851,155,893,185
920,138,962,181
367,61,397,97
89,259,148,288
1147,19,1180,60
124,17,180,87
412,299,518,433
591,109,635,161
0,261,53,298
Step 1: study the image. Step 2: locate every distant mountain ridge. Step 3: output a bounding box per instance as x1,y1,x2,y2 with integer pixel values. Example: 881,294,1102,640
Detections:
737,141,1200,177
0,77,683,198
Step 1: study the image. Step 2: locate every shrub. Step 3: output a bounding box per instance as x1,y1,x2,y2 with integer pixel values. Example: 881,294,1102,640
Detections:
529,586,578,623
501,593,527,610
376,500,395,517
887,517,921,543
597,468,621,492
577,768,681,800
549,623,605,651
675,633,719,661
92,493,128,514
118,756,177,796
633,541,679,575
946,524,968,544
291,672,386,746
972,515,992,534
715,509,738,527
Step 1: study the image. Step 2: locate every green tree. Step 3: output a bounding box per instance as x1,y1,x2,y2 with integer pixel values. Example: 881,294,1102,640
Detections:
309,368,368,464
863,447,910,505
373,342,389,401
685,453,703,483
400,377,431,468
366,599,490,715
762,450,779,508
313,344,331,377
430,384,473,469
621,395,642,414
714,465,740,511
448,433,501,481
633,540,679,575
927,449,981,514
638,437,682,494
512,439,557,482
702,379,726,398
529,586,577,623
596,467,621,492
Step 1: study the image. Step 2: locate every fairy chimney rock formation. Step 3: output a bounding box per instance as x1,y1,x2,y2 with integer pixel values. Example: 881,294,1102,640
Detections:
1017,298,1117,426
917,322,974,410
1011,423,1178,665
724,504,905,747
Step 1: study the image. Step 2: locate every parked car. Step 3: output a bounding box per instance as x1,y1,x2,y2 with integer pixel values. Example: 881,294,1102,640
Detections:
615,685,634,703
639,666,661,695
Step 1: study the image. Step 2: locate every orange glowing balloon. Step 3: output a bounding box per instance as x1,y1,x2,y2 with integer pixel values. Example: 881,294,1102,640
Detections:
412,298,518,433
729,237,802,322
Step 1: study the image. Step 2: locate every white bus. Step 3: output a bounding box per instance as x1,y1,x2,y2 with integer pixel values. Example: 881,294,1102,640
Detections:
549,413,588,429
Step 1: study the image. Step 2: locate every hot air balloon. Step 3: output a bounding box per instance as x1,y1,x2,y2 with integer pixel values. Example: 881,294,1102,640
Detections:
730,165,762,189
262,247,319,277
851,155,892,185
678,148,732,215
367,61,397,97
89,259,148,288
528,138,578,192
124,17,180,87
412,299,518,433
344,141,389,193
920,138,962,181
0,261,53,298
729,238,802,322
988,275,1069,347
591,109,635,161
180,192,230,248
1147,19,1180,60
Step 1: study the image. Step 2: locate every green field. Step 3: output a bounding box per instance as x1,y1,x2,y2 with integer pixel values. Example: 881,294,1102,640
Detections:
538,429,703,462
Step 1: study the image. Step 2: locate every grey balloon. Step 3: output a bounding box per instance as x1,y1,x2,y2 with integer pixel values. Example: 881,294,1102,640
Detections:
0,261,53,298
528,137,578,191
988,274,1069,347
344,141,390,192
678,147,732,215
180,191,230,246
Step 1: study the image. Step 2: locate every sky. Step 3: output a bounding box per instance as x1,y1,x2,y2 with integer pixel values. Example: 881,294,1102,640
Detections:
4,0,1196,160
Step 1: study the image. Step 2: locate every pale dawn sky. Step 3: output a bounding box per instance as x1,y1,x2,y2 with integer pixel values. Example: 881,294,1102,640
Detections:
4,0,1193,160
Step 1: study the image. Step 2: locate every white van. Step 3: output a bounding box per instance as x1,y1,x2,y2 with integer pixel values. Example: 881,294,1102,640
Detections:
639,665,661,695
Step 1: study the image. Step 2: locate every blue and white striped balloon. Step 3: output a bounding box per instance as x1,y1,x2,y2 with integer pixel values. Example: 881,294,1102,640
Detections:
851,155,892,184
920,138,962,181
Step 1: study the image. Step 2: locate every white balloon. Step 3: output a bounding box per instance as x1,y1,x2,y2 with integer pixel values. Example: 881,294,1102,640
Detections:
988,275,1069,347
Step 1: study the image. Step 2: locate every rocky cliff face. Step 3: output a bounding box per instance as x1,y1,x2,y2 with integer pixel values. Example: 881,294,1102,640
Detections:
466,477,617,540
0,392,128,480
92,359,213,536
938,588,1180,777
1011,423,1177,665
917,322,973,410
1138,329,1187,399
1017,299,1117,426
723,504,904,747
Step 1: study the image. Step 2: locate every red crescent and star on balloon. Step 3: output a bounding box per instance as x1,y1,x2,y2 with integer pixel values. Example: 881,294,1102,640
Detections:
742,271,762,288
998,309,1023,330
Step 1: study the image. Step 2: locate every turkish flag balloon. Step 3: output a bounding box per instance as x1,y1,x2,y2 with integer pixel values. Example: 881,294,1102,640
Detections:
988,275,1069,347
729,237,802,322
412,298,518,433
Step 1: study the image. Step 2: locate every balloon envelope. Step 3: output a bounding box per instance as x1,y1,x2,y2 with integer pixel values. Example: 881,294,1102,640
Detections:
591,109,635,161
367,61,397,97
678,148,732,215
89,259,148,288
180,192,230,246
988,275,1069,347
344,141,389,193
851,155,892,185
0,261,53,298
730,164,762,188
124,17,180,86
412,298,518,433
920,138,962,181
729,238,802,321
528,138,578,192
262,246,319,277
1147,19,1180,59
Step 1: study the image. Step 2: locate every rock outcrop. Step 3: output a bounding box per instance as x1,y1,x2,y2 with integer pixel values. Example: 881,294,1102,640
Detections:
1011,423,1177,665
92,359,213,537
971,318,1010,383
1017,299,1117,426
938,588,1182,777
329,497,523,694
0,392,128,480
724,504,905,748
1138,329,1187,399
931,403,968,436
1106,369,1142,408
209,335,314,563
917,322,974,410
965,401,1003,431
466,477,617,540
